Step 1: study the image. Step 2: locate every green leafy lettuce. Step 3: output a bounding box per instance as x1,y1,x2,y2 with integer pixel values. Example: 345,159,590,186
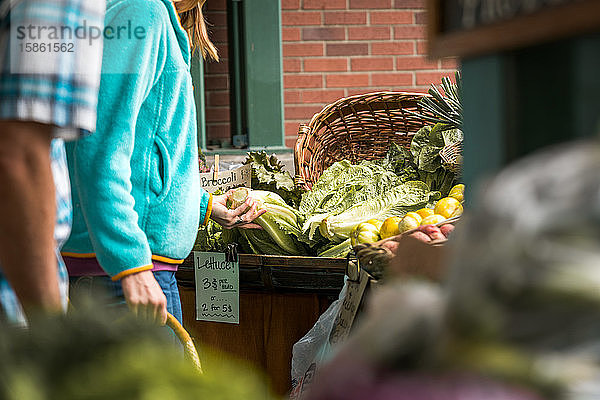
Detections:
299,160,403,244
244,151,305,208
407,123,462,196
318,181,438,241
229,188,307,256
193,220,240,253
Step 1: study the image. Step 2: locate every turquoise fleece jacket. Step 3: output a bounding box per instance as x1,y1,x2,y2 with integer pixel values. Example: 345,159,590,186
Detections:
62,0,211,279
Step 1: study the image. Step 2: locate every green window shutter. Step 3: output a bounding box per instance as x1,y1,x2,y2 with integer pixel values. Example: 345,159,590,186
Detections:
241,0,286,150
191,54,206,150
195,0,286,154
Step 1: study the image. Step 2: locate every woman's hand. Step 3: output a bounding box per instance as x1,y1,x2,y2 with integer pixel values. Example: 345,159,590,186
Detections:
210,190,266,229
121,270,168,325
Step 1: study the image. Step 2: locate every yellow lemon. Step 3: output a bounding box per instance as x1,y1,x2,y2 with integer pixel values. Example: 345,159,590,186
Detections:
450,183,465,193
366,219,383,231
415,208,435,219
450,203,463,218
420,214,447,226
449,184,465,202
398,213,421,233
434,197,462,219
380,216,402,239
404,212,422,225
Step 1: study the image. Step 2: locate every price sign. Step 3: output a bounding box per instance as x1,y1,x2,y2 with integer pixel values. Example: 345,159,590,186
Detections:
199,164,251,193
329,269,370,347
194,251,239,324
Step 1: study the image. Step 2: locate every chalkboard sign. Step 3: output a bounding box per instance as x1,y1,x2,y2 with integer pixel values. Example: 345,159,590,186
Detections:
428,0,600,57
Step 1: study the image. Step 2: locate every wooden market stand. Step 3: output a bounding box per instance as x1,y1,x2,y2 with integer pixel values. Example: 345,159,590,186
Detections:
176,254,346,396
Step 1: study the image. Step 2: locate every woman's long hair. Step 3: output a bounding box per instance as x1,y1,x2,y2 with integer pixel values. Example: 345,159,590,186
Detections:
175,0,219,61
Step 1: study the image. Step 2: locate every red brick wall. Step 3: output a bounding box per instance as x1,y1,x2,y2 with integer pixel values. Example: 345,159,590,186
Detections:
203,0,457,148
204,0,230,147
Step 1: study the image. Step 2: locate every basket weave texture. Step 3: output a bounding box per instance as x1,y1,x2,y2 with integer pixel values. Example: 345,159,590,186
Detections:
440,141,463,174
294,92,432,191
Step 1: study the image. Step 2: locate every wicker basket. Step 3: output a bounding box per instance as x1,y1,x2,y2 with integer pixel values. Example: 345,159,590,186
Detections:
440,141,463,174
294,92,433,191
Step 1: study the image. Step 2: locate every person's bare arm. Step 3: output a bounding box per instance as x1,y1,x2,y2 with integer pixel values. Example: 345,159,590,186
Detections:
0,120,61,317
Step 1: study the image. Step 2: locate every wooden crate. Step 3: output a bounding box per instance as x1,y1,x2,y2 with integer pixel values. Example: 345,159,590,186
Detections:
176,253,347,295
176,253,347,396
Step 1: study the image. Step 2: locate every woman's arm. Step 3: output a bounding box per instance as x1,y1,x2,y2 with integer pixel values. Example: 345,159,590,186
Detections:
68,1,169,323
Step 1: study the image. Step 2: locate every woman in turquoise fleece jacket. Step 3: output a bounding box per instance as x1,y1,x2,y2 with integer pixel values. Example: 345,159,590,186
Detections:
62,0,263,324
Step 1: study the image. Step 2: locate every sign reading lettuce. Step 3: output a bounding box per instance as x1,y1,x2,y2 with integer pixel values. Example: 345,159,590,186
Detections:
194,251,239,324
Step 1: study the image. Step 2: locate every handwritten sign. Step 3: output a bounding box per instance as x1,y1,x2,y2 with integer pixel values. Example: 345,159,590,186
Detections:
199,164,251,193
194,251,239,324
329,269,370,347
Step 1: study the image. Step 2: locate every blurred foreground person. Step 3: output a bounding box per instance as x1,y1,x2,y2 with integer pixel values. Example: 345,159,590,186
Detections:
0,0,105,325
306,140,600,400
0,304,274,400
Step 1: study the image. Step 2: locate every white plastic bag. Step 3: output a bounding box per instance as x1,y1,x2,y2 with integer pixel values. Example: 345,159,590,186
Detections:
289,281,347,400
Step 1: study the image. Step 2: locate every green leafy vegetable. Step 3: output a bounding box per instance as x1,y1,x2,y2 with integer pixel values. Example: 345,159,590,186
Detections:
244,151,305,208
378,142,419,182
319,181,437,241
407,124,461,196
239,228,290,256
194,219,225,252
418,145,443,173
229,188,306,255
317,239,352,258
299,160,402,244
194,220,241,253
442,128,463,146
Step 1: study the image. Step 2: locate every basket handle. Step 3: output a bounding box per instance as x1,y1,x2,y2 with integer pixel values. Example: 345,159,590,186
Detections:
166,313,203,374
294,124,310,190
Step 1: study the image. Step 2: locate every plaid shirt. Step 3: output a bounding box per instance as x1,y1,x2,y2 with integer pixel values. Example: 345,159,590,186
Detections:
0,0,105,325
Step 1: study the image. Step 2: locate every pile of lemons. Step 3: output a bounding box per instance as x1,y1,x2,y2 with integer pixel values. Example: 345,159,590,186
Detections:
350,184,465,245
390,183,464,237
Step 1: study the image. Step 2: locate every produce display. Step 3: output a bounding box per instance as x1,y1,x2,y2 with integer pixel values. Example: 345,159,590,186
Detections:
194,137,463,258
194,75,464,258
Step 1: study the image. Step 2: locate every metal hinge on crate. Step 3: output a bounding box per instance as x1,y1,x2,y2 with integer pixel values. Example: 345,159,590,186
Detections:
345,252,360,282
225,243,239,263
329,253,378,346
